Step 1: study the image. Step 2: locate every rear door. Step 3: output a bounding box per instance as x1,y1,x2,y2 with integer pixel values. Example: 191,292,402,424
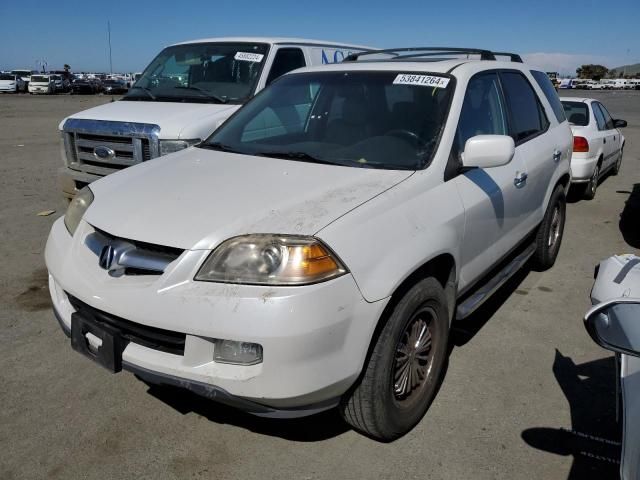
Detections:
452,71,528,285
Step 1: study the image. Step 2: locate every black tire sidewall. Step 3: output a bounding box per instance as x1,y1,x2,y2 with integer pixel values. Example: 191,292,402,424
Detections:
369,278,449,438
533,185,566,270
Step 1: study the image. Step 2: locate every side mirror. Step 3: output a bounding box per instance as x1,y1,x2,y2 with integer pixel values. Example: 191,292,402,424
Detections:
461,135,515,169
584,298,640,356
613,119,627,128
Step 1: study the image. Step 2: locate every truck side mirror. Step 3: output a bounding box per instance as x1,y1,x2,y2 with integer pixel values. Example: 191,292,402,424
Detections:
461,135,515,169
614,119,627,128
584,298,640,356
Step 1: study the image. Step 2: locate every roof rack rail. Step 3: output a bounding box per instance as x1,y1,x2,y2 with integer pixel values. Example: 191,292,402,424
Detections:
343,47,523,63
492,52,523,63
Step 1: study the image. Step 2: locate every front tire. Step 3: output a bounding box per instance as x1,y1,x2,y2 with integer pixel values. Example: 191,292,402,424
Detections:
584,163,600,200
612,149,623,175
340,277,449,441
531,184,566,271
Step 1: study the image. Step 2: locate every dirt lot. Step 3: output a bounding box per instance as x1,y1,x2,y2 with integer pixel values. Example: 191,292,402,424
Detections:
0,90,639,480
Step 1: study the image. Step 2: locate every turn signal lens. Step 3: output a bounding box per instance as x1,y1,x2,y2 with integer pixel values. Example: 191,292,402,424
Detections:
573,136,589,153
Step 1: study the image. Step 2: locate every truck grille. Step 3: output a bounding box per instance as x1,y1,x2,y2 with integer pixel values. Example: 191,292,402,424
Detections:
63,119,160,177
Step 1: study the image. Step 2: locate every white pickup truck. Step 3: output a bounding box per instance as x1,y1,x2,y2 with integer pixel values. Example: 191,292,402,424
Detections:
58,37,370,199
46,47,572,440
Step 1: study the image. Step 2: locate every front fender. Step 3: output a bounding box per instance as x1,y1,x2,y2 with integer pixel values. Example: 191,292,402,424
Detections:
317,173,464,303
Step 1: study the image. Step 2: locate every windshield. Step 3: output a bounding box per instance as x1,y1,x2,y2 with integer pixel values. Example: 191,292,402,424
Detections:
123,42,269,104
0,74,15,80
203,71,453,170
11,70,30,76
31,75,49,82
562,101,589,126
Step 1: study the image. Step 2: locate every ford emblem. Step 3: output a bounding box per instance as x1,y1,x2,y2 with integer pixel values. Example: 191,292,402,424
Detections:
94,145,115,160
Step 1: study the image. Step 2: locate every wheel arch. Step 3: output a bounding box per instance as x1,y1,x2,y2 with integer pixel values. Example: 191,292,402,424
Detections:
366,253,457,358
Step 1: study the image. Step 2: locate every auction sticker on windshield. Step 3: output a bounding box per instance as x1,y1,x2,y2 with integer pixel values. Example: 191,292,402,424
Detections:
393,74,450,88
234,52,264,63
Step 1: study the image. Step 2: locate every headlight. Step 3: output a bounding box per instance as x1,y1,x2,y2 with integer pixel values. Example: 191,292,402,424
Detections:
64,187,94,236
159,139,200,156
195,234,347,285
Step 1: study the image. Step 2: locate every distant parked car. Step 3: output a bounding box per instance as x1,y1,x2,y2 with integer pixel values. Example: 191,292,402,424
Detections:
585,254,640,480
49,74,69,93
0,73,26,93
102,79,127,94
28,74,56,94
11,69,33,87
561,97,626,199
70,78,97,94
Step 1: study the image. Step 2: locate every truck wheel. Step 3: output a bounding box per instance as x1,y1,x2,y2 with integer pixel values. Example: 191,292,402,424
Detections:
340,277,449,441
583,163,600,200
531,184,566,271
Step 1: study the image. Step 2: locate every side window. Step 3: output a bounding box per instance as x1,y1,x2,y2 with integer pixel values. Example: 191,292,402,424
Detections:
456,72,509,153
530,70,566,123
592,103,607,131
266,48,306,86
596,102,615,130
499,71,549,143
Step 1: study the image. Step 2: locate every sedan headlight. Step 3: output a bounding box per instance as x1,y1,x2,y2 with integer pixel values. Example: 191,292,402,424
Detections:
64,187,94,236
195,235,347,285
159,139,200,156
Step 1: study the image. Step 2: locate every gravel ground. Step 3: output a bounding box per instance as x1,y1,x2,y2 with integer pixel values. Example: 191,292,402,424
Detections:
0,90,638,480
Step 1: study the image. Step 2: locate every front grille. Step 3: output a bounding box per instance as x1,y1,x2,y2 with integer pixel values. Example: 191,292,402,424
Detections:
67,294,186,355
86,227,184,276
63,119,160,178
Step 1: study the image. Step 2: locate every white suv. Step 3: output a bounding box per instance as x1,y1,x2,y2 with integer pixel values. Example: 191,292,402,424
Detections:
45,47,572,440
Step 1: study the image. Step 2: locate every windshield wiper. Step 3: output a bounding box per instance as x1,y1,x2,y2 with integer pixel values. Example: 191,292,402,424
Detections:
173,86,228,104
253,150,339,166
127,85,157,100
200,142,244,154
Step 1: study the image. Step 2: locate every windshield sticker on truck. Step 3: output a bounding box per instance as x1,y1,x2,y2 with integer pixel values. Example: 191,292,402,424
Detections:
393,74,450,88
234,52,264,63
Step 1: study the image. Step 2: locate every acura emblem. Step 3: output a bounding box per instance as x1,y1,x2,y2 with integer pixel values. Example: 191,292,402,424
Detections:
99,245,115,270
94,145,115,160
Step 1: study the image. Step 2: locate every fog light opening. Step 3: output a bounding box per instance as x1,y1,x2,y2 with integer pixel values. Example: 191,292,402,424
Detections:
214,339,263,366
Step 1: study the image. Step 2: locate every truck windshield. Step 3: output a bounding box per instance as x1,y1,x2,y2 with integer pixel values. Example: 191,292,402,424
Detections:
31,76,49,82
0,74,15,80
202,71,453,170
124,42,269,104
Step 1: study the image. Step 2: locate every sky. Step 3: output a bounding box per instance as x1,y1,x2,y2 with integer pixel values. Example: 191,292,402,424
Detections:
0,0,638,76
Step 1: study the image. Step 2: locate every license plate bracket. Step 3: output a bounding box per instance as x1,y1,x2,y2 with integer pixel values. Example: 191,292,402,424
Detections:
71,312,128,373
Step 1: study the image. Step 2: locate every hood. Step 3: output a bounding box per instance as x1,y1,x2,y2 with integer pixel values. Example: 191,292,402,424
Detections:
64,100,239,139
85,148,412,250
0,80,16,84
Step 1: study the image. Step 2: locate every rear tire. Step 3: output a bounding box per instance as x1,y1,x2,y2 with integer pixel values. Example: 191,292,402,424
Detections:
340,277,449,441
531,184,566,271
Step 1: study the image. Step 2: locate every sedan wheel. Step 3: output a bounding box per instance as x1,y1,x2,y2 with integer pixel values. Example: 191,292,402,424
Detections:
584,164,600,200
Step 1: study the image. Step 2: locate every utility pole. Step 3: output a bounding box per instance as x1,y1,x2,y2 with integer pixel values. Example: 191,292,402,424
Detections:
107,20,113,74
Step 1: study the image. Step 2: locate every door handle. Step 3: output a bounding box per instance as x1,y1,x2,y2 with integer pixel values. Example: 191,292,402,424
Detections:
514,172,528,188
604,138,607,144
553,150,562,162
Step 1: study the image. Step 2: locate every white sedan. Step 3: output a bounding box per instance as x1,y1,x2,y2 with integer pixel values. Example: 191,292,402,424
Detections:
561,97,626,199
0,73,26,93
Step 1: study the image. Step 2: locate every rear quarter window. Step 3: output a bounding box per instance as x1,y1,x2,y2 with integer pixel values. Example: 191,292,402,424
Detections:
531,70,566,123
